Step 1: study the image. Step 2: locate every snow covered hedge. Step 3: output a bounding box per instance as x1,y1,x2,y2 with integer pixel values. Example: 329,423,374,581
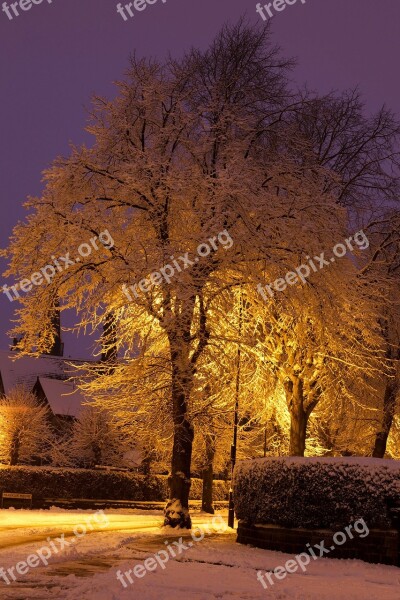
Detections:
234,457,400,529
0,466,228,503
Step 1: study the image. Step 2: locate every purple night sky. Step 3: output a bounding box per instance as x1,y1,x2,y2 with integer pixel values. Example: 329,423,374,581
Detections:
1,0,399,357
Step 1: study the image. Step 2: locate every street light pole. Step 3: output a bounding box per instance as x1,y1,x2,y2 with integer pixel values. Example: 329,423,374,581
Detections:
263,426,267,457
228,288,243,529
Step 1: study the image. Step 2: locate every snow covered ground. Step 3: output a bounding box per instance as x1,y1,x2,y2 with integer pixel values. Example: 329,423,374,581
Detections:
0,508,399,599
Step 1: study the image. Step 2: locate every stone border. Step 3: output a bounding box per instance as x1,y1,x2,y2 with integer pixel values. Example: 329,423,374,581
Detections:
237,521,399,566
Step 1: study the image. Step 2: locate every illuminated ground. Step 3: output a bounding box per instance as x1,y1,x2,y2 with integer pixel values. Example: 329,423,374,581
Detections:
0,509,399,599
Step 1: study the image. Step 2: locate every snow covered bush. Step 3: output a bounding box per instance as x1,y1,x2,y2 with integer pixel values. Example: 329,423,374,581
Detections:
234,457,400,529
0,387,53,465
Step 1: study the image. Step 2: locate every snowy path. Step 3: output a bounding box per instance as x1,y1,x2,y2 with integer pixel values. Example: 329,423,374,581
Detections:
0,509,399,599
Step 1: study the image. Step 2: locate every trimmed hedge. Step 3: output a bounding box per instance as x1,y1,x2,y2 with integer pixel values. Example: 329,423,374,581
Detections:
234,457,400,530
0,466,229,504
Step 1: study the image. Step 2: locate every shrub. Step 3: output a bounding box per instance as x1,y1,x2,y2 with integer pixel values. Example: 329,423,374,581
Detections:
0,387,53,465
0,466,228,504
234,457,400,530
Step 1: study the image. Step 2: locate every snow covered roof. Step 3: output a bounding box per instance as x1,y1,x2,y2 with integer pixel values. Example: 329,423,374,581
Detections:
38,377,85,418
0,351,93,419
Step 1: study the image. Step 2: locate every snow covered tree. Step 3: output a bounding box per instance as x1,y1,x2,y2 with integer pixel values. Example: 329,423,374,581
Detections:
0,24,304,525
291,89,400,209
3,21,399,524
255,268,385,456
0,387,53,465
67,406,135,468
358,210,400,457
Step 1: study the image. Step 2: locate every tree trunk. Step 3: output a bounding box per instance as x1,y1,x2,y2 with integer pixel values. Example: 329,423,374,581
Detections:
163,289,210,528
164,340,195,528
286,379,308,457
101,312,118,365
92,442,102,466
10,431,20,465
289,407,308,456
140,448,154,475
165,419,194,528
202,432,216,514
372,378,398,458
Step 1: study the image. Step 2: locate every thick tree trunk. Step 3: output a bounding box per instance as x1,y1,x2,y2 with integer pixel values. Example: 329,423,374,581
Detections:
163,289,209,528
165,419,194,528
289,408,308,456
285,379,308,457
372,379,398,458
164,340,195,528
202,432,216,514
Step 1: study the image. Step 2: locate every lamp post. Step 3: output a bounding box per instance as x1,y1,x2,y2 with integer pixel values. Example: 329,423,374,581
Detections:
228,288,243,529
263,426,267,457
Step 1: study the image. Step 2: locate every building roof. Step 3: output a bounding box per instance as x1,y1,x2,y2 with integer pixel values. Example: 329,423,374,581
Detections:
0,350,92,417
37,377,85,418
